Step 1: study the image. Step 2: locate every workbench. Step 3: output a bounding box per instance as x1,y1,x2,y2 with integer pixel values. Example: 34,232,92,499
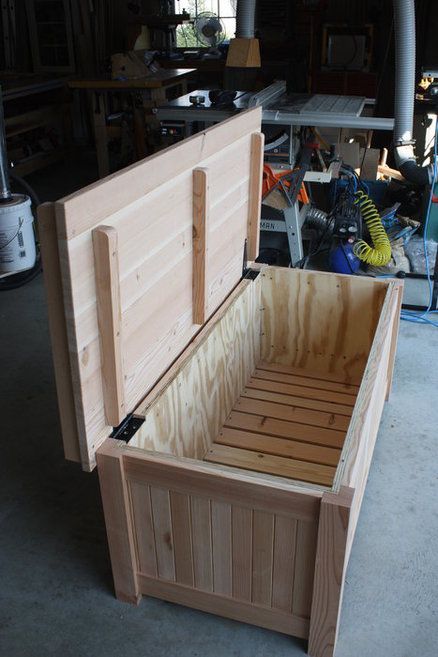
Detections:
69,69,195,177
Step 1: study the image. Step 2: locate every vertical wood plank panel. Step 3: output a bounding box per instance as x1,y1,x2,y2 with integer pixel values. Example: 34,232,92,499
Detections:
192,167,209,325
272,515,297,612
129,481,157,577
150,487,175,581
247,132,264,260
92,225,125,426
252,510,274,606
170,491,194,586
211,501,232,596
308,489,352,657
292,520,319,618
232,506,252,601
191,497,213,592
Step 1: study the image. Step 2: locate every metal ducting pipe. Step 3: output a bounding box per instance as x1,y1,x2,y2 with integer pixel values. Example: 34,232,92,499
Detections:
0,87,12,202
235,0,256,39
393,0,432,185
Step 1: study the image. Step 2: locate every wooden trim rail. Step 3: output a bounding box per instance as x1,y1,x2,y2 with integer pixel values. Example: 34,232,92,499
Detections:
192,167,209,325
92,225,125,426
247,132,264,261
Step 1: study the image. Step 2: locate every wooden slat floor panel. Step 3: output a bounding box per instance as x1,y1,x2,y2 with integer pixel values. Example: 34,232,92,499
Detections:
216,427,341,467
204,444,336,486
241,385,353,417
204,363,356,486
252,370,356,406
257,362,360,393
258,361,362,387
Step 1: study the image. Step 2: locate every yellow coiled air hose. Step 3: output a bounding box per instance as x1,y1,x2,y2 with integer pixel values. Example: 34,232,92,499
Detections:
353,191,392,266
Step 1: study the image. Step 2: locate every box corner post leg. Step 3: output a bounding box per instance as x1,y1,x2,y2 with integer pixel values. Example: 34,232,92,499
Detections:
385,282,403,401
308,487,353,657
97,443,141,606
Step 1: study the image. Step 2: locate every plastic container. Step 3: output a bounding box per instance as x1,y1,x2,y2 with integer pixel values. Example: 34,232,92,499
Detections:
0,194,36,274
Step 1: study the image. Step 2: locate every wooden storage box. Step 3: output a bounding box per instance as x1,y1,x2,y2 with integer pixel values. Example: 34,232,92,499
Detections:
39,108,402,657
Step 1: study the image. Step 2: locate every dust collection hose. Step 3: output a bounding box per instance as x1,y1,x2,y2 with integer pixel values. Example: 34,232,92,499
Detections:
236,0,256,38
393,0,432,184
353,191,392,266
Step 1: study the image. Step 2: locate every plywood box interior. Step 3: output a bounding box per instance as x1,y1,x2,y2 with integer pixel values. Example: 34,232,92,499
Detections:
38,108,402,657
130,267,387,487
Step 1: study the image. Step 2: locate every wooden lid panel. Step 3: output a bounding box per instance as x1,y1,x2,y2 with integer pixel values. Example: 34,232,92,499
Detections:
55,109,263,470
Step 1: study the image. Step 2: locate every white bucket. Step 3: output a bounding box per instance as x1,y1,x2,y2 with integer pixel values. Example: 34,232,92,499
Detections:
0,194,36,274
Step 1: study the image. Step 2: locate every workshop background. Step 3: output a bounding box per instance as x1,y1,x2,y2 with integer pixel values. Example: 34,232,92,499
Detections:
1,2,437,657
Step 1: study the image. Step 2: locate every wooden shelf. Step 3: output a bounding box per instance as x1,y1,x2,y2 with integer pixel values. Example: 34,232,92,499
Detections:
5,104,69,177
5,106,59,138
12,149,66,177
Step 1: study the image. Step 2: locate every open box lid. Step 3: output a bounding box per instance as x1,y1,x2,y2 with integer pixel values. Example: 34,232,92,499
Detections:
41,108,263,471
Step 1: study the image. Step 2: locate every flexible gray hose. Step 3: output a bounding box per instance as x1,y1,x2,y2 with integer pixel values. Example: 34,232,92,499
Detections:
305,207,329,232
393,0,415,144
393,0,431,184
236,0,256,38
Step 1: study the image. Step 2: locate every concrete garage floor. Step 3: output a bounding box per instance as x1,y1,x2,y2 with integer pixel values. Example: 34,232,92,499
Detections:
1,161,438,657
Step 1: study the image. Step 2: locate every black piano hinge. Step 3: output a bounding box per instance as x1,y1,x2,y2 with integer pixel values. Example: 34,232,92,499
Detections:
110,413,145,442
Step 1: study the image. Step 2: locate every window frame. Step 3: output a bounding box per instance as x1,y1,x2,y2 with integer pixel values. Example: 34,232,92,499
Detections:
174,0,237,49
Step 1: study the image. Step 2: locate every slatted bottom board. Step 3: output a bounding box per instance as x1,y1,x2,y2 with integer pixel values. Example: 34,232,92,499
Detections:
204,362,359,487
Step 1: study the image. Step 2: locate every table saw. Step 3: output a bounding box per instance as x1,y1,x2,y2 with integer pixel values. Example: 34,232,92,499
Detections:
156,80,394,167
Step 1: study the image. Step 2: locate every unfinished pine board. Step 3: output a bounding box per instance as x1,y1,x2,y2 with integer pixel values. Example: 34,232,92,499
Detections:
170,492,194,586
205,444,336,487
257,362,363,386
38,202,80,463
260,268,388,382
92,225,125,426
192,168,208,325
130,279,260,459
242,385,353,417
247,132,264,260
252,369,357,405
216,427,341,467
252,510,274,606
225,411,346,449
229,397,345,440
128,481,157,577
190,496,213,592
200,353,363,488
232,506,252,601
256,362,360,394
308,488,352,657
48,108,263,470
211,501,232,596
149,486,175,582
96,441,140,604
120,446,320,637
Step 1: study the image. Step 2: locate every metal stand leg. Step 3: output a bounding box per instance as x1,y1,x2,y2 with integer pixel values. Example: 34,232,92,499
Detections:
283,203,310,267
283,203,303,266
